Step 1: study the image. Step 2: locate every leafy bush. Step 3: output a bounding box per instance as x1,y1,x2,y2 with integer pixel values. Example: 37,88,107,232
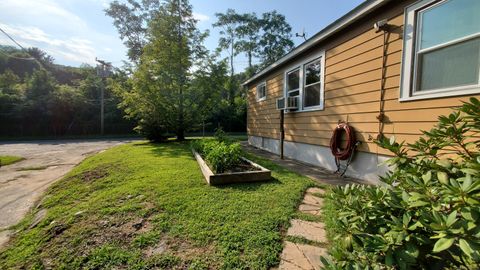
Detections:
214,127,229,143
191,138,243,173
134,119,170,142
205,142,242,173
323,98,480,269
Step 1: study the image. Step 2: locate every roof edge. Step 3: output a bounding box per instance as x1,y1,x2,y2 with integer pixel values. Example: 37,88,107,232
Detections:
242,0,390,86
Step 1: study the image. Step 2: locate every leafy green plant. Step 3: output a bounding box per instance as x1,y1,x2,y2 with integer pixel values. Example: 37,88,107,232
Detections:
323,98,480,269
205,142,242,173
214,127,229,143
191,138,243,173
191,138,218,156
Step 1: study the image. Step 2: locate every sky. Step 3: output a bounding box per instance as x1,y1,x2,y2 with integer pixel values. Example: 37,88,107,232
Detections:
0,0,364,70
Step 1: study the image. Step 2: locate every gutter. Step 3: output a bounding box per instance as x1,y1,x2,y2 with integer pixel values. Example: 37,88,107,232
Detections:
242,0,391,86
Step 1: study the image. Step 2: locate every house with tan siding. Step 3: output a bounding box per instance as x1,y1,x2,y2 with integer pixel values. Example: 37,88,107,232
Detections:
243,0,480,184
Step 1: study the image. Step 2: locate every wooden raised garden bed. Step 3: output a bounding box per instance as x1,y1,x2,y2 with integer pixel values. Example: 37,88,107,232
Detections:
192,149,271,185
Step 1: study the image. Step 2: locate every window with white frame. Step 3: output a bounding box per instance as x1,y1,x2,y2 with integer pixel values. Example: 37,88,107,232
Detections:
401,0,480,101
286,68,300,97
303,58,322,108
284,51,325,111
256,82,266,101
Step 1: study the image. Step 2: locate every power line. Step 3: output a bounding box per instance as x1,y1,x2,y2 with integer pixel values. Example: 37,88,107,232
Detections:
0,49,35,61
0,26,28,51
0,25,45,69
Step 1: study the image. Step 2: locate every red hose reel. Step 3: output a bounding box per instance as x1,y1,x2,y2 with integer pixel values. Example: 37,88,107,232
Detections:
329,122,359,175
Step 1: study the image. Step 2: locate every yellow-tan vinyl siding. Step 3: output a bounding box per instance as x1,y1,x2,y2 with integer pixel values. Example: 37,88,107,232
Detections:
247,1,480,156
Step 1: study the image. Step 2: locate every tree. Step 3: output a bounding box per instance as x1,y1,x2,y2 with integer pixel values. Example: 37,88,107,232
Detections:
236,13,260,73
27,47,54,65
0,69,20,95
190,55,229,133
213,9,244,105
0,69,23,136
25,69,56,99
105,0,162,63
213,9,243,77
0,46,133,137
257,11,294,67
115,0,205,141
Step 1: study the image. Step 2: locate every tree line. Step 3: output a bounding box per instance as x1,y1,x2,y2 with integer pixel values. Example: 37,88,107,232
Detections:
106,0,294,141
0,45,134,137
0,0,294,140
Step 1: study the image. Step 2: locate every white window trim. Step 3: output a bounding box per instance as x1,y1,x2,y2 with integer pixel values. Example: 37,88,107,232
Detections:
283,50,326,112
286,68,301,98
400,0,480,102
256,81,267,102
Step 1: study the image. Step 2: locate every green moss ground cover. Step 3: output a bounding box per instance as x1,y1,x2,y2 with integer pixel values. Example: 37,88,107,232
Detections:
0,141,314,269
0,155,24,166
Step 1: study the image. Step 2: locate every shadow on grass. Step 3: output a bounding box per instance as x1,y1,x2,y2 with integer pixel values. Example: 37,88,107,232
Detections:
132,140,193,159
212,177,282,192
140,140,290,192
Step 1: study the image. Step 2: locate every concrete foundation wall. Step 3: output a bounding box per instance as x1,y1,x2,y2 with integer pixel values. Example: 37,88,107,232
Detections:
248,135,389,185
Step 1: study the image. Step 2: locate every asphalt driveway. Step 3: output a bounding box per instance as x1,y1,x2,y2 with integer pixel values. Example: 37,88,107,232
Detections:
0,139,134,247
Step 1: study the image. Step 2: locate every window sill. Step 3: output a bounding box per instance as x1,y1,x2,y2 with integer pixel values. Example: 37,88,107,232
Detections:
399,86,480,102
285,106,324,113
256,97,267,102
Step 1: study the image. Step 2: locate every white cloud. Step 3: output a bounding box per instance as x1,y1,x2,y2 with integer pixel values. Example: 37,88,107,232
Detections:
0,0,127,65
0,23,97,65
0,0,88,32
193,12,210,23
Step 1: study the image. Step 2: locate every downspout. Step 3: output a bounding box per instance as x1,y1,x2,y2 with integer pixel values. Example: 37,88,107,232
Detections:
280,109,284,159
375,19,391,140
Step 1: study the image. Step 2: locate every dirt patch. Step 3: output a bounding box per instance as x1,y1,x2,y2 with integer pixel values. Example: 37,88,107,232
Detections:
38,209,158,268
144,235,217,265
44,221,69,242
74,164,113,182
224,159,259,173
85,216,154,248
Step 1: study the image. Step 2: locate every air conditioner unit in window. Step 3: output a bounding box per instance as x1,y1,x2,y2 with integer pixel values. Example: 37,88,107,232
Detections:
276,96,298,110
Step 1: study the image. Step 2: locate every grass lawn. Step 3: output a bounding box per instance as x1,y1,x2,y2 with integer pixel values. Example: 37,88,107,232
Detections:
0,141,315,269
0,155,24,166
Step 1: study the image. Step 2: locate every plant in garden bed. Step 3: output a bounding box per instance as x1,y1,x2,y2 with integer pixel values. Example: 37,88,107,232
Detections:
322,98,480,269
191,132,244,174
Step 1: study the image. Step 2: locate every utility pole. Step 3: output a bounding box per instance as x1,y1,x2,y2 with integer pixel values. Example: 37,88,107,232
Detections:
95,58,112,135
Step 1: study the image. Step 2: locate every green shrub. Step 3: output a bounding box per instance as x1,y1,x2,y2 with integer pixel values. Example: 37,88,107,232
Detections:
205,142,242,173
191,138,243,173
134,119,170,142
323,98,480,270
190,138,216,155
214,127,229,143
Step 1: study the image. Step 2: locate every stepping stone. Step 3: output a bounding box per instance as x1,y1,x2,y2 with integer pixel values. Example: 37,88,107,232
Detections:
287,219,326,243
298,204,320,211
279,241,327,270
306,187,325,195
302,194,323,206
279,260,303,270
298,204,321,216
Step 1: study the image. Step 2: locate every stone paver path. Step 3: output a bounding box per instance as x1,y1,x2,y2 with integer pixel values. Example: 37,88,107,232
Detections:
279,187,328,270
241,143,362,269
279,242,327,270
